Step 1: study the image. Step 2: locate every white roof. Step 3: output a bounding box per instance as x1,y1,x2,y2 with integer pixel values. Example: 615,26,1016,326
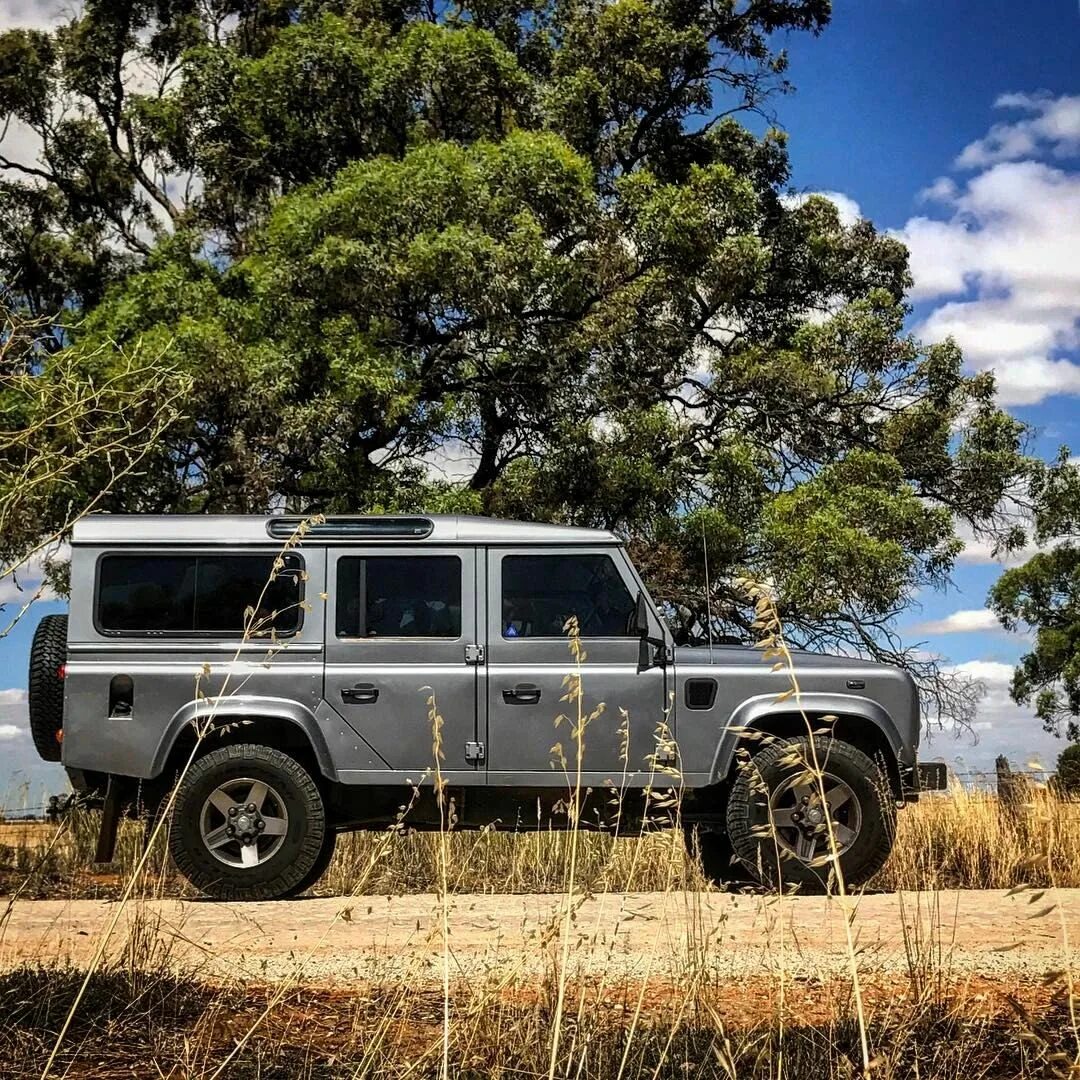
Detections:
71,514,617,547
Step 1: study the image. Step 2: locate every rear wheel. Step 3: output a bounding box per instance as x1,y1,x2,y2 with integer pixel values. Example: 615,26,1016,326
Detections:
725,736,895,892
168,744,328,901
28,614,67,762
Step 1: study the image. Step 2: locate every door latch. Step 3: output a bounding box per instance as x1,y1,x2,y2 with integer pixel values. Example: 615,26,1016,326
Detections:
465,644,485,665
464,740,485,764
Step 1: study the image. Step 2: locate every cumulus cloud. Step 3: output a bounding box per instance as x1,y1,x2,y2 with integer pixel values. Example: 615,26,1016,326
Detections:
0,682,64,808
781,190,863,227
956,92,1080,169
911,608,1001,635
895,152,1080,406
932,659,1069,775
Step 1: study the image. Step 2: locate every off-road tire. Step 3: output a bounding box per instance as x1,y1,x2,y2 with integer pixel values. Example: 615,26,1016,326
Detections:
284,827,339,898
168,744,328,901
726,736,895,893
28,614,67,762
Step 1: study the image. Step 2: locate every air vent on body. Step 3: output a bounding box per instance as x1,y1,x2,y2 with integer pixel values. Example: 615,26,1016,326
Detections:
685,678,717,711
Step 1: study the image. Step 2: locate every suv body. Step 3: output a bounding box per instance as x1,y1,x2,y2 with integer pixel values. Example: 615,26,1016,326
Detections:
30,514,942,898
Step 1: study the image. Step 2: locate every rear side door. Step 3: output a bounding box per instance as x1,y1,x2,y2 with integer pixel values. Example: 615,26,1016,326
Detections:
484,547,668,785
324,547,483,779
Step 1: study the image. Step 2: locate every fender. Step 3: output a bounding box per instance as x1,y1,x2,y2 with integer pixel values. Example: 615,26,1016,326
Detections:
708,691,905,786
150,695,338,782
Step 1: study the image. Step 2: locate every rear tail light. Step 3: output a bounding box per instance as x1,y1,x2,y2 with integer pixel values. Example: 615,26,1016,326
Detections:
57,663,66,680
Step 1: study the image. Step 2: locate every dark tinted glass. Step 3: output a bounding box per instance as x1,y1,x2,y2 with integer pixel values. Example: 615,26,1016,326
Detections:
501,555,635,638
336,556,461,638
193,556,302,634
97,555,302,635
97,557,195,633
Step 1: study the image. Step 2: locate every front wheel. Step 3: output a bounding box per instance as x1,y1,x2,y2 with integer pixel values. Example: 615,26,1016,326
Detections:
725,736,896,892
168,744,329,901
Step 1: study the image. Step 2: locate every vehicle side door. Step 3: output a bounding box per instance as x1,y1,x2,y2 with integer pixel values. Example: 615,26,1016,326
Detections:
324,546,483,780
484,546,668,785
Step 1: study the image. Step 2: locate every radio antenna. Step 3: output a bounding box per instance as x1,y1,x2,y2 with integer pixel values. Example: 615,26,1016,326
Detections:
701,517,714,664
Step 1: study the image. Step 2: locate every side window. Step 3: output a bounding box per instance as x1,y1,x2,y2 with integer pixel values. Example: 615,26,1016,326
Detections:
336,556,462,638
501,554,635,638
97,554,303,636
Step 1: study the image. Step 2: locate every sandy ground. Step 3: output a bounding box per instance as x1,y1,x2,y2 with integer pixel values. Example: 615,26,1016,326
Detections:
2,888,1077,986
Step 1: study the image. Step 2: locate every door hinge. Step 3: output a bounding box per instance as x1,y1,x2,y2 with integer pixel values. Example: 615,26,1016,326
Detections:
464,740,486,764
465,643,485,665
654,745,677,767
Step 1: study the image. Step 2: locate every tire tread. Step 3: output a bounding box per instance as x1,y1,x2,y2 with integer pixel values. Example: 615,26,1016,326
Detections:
168,743,327,901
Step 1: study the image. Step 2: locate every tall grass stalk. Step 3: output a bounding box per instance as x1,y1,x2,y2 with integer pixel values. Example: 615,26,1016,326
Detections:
428,690,451,1080
741,579,871,1077
38,517,321,1079
547,615,593,1080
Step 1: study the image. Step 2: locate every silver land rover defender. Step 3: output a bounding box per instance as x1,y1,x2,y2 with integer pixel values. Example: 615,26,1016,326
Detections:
27,514,945,899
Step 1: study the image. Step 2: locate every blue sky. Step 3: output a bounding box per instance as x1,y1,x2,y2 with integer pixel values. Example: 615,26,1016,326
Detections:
2,0,1079,802
775,0,1080,772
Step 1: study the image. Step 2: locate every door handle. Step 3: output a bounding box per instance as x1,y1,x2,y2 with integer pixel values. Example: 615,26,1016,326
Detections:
503,684,541,705
341,683,379,705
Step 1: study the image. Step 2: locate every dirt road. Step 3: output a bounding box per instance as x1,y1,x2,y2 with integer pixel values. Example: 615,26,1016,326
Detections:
2,888,1076,986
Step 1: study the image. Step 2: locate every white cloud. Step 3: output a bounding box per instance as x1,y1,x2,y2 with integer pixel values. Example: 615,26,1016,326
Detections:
932,659,1068,775
895,150,1080,406
0,546,65,612
0,680,64,807
782,190,863,227
0,0,70,32
911,608,1001,635
956,93,1080,169
0,689,29,739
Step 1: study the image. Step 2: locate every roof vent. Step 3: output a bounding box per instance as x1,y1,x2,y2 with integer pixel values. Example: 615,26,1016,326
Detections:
266,516,434,541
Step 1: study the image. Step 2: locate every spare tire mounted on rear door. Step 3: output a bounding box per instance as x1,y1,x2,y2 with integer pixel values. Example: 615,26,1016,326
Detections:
28,613,68,763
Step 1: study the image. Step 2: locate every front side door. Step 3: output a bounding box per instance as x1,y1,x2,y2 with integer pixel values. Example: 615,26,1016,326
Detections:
324,546,482,780
484,547,668,785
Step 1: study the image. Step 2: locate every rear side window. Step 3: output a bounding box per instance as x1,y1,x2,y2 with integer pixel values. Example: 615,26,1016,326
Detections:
336,556,461,638
97,554,303,636
501,554,635,638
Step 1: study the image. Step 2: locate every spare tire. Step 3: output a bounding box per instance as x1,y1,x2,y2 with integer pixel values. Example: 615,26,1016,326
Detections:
28,613,67,762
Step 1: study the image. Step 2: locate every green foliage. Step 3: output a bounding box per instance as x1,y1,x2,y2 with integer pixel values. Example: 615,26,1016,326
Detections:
1056,743,1080,795
988,450,1080,739
0,0,1052,714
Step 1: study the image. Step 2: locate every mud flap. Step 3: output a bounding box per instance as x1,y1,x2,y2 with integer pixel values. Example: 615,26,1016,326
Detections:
94,776,121,864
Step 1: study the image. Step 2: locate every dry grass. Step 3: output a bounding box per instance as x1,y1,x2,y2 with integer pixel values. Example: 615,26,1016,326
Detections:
5,784,1080,899
4,762,1080,1076
3,588,1078,1076
0,960,1062,1079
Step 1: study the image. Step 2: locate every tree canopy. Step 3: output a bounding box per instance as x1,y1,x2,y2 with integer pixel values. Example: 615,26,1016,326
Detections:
0,0,1052,720
990,452,1080,740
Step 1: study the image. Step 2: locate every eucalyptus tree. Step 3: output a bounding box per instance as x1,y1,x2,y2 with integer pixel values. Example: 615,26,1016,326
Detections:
0,0,1044,721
